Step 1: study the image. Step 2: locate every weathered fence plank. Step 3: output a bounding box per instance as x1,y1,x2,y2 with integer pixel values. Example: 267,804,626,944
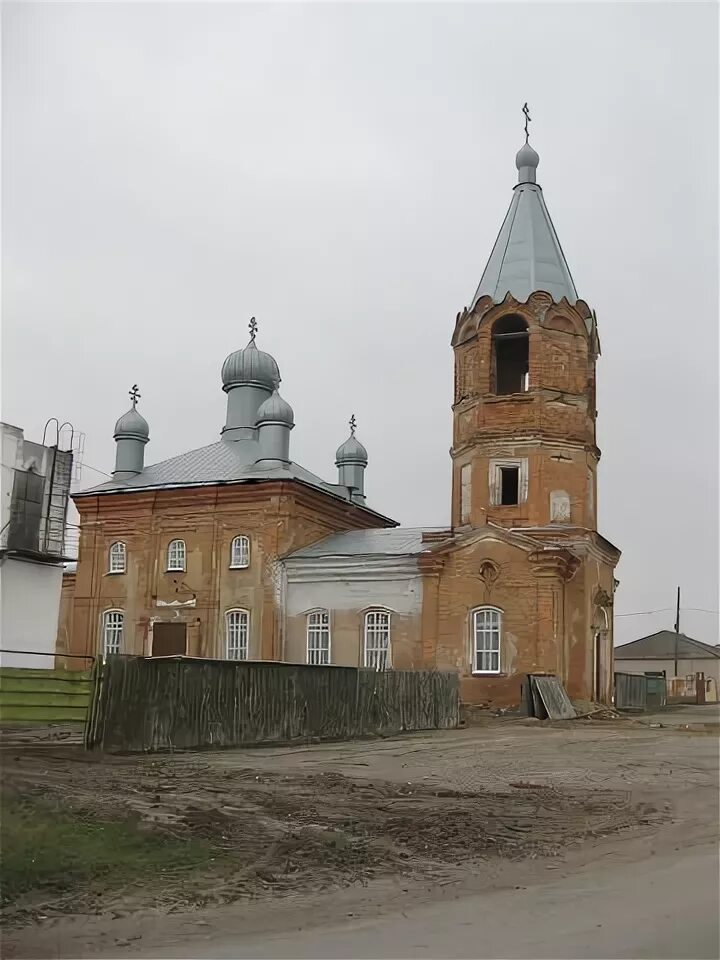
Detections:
614,671,648,711
87,657,459,753
0,667,92,723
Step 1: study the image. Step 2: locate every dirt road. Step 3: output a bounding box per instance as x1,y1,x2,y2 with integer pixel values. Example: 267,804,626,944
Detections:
140,842,720,959
3,716,718,959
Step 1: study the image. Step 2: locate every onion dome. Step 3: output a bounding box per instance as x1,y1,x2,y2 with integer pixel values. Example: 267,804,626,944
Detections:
515,141,539,182
114,385,149,440
335,414,368,464
221,317,280,392
256,389,294,427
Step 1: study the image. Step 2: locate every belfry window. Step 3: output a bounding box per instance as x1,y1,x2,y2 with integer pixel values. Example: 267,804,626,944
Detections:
500,467,519,505
492,316,529,395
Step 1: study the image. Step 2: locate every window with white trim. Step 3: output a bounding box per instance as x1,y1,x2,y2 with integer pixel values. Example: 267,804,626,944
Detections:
167,539,186,572
364,610,391,671
102,610,124,657
225,609,249,660
472,607,501,674
489,459,528,506
108,541,126,573
230,535,250,569
306,610,330,665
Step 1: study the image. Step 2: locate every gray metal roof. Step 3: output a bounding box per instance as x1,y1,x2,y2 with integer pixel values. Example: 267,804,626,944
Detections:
615,631,720,661
471,144,578,308
75,438,389,518
286,527,450,560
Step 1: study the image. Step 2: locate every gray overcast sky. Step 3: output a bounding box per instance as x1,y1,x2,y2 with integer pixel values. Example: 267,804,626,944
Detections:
3,2,718,645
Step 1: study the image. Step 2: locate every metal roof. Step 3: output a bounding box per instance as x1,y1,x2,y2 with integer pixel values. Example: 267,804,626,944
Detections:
615,631,720,661
471,145,578,308
74,438,389,518
286,527,450,560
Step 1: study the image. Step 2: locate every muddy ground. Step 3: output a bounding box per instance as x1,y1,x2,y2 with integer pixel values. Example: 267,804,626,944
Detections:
2,712,718,959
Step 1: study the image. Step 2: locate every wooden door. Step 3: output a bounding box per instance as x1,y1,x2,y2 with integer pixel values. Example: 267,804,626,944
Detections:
151,622,187,657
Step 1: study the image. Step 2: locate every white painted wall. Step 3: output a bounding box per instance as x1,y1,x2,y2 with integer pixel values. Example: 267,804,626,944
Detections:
615,657,720,685
286,573,424,619
0,558,63,668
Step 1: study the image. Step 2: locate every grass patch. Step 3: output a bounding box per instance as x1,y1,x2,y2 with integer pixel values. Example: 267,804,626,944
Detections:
0,791,215,907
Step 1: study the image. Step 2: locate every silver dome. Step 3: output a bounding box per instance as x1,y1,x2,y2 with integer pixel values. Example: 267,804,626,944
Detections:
256,389,294,426
221,338,280,392
114,406,149,440
515,142,539,172
335,433,368,464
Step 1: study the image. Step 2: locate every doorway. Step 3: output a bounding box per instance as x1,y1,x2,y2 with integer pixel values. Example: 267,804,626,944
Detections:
151,622,187,657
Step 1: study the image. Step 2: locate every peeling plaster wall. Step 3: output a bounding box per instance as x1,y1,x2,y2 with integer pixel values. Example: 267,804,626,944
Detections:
283,562,423,668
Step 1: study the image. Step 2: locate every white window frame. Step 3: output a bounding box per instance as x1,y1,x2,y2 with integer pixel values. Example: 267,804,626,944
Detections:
102,609,124,657
108,541,126,574
472,606,502,674
230,535,250,569
225,608,249,660
306,609,331,665
363,609,391,671
167,539,186,572
489,458,528,506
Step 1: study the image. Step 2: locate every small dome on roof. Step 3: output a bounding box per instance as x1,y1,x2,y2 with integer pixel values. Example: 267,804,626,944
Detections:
256,389,294,427
516,142,539,172
221,319,280,392
114,402,149,441
335,415,367,464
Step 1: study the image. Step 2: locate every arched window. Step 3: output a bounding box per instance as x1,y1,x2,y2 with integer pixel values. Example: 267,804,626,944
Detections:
364,610,391,671
108,541,126,574
472,607,502,674
102,610,124,657
230,535,250,569
225,609,249,660
306,610,330,665
167,539,186,572
492,316,529,395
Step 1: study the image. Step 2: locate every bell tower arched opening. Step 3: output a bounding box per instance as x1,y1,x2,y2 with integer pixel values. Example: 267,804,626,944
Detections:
492,315,529,395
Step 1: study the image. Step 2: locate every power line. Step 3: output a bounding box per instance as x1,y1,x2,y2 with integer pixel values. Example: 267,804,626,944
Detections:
616,607,719,618
77,463,112,478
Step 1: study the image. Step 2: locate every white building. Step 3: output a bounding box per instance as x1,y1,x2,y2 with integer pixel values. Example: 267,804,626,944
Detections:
0,422,73,668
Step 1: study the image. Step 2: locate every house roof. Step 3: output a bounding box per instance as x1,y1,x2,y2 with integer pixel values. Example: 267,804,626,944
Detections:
615,631,720,661
285,527,451,560
74,439,394,522
471,143,578,309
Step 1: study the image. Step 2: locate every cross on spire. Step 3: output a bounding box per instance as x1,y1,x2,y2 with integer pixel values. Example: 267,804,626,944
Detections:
129,384,141,407
249,316,258,341
522,102,531,143
349,414,357,436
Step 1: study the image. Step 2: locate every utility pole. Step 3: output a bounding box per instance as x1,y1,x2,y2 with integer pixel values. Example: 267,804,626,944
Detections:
673,586,681,677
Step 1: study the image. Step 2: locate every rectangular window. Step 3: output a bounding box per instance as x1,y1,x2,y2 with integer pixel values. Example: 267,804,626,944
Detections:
226,610,249,660
364,611,391,671
307,611,330,665
473,608,501,674
489,459,528,506
500,466,519,505
102,611,124,657
460,464,472,523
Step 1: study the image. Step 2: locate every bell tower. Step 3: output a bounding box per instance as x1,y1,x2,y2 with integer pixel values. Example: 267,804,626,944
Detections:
450,128,601,534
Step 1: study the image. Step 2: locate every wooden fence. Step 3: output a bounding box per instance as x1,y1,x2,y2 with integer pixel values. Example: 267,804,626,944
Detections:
0,666,93,722
85,656,460,752
614,671,648,712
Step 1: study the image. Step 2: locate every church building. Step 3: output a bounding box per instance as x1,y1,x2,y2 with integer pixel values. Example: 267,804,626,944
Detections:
59,131,620,707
